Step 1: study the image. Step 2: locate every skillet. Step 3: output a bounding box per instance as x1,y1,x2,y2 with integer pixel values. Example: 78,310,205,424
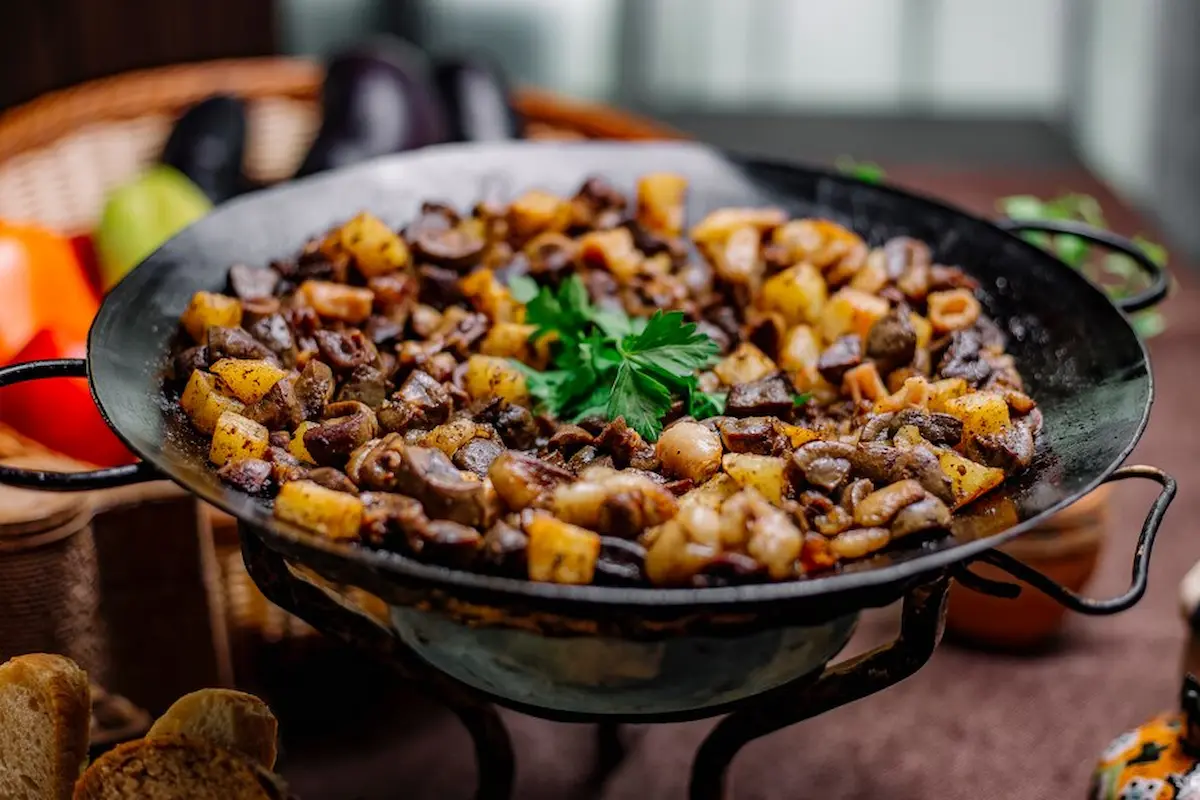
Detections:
0,141,1175,628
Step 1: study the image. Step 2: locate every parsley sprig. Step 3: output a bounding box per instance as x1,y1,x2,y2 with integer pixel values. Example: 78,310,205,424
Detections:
509,274,723,440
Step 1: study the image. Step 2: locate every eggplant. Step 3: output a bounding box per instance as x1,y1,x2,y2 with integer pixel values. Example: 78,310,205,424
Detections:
297,37,449,178
160,95,248,204
433,56,524,142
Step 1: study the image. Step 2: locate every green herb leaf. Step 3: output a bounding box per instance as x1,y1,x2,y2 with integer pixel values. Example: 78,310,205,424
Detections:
607,363,673,441
689,390,726,419
835,156,886,185
507,275,540,303
623,311,720,377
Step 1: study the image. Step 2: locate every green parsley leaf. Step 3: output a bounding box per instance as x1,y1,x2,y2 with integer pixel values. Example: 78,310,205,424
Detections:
607,363,673,441
689,390,726,419
623,311,720,377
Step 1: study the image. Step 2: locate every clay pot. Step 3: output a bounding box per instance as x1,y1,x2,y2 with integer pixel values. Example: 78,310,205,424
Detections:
946,487,1109,649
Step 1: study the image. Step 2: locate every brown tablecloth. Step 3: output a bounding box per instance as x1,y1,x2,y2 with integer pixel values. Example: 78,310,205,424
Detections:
281,168,1199,799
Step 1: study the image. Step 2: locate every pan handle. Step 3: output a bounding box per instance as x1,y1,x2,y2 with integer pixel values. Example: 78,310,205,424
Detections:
995,218,1169,313
0,358,160,490
967,465,1176,615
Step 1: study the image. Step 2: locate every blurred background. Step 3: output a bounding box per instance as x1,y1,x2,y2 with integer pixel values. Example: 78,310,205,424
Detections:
4,0,1197,258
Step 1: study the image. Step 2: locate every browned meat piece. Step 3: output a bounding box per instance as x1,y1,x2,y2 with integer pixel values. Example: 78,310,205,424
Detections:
546,424,595,453
243,379,304,431
526,234,577,283
217,458,272,495
866,310,917,373
336,365,388,409
417,265,465,308
567,445,604,472
453,437,505,478
295,248,348,283
228,264,279,300
963,417,1036,472
488,451,573,511
364,316,405,345
725,373,794,418
377,370,452,433
883,237,932,281
594,537,647,585
173,346,209,381
853,479,926,527
790,440,855,493
248,313,298,367
268,431,290,449
314,329,377,372
890,494,951,539
848,443,954,505
746,311,787,361
839,478,875,515
294,360,335,421
718,417,786,455
888,408,963,446
306,467,358,494
359,491,483,565
858,412,894,442
692,552,767,588
478,519,528,577
476,399,539,450
937,328,992,386
817,335,864,385
207,326,279,365
303,401,380,466
444,312,489,358
570,176,626,231
410,225,485,271
929,264,980,292
595,418,659,470
264,445,307,487
352,437,497,528
284,305,320,340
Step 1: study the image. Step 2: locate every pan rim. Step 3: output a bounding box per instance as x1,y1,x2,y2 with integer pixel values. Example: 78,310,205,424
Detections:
88,140,1155,610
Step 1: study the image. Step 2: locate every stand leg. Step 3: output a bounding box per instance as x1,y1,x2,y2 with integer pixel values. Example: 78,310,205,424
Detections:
241,532,515,800
589,721,626,789
688,577,950,800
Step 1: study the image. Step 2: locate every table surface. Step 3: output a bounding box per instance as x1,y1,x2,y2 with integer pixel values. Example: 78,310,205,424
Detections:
274,166,1199,799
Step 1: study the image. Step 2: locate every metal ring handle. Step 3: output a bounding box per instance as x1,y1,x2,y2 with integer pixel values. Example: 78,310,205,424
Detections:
996,218,1169,313
0,358,160,490
973,465,1176,615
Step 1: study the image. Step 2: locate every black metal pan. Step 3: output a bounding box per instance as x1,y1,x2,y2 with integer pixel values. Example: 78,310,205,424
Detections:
0,141,1175,639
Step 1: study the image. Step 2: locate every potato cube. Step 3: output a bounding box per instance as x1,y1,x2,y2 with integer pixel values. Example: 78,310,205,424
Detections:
180,370,217,420
458,268,522,322
910,313,933,350
194,391,245,435
928,378,969,413
339,211,410,278
274,480,364,542
507,190,571,244
818,287,890,343
943,392,1011,442
464,355,530,405
722,453,787,506
577,228,642,283
713,342,777,386
771,219,863,270
526,513,601,584
759,262,827,325
289,421,318,464
691,207,786,246
299,280,374,323
938,449,1006,510
209,358,288,404
777,423,821,448
481,321,540,363
777,325,822,373
181,291,242,343
421,419,485,458
636,173,687,236
209,411,270,467
849,249,888,293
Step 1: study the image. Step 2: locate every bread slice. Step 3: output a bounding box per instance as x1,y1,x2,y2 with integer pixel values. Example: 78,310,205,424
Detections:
73,735,289,799
146,689,278,770
0,653,91,800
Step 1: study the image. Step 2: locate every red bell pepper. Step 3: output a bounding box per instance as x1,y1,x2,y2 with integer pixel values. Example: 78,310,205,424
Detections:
0,329,134,466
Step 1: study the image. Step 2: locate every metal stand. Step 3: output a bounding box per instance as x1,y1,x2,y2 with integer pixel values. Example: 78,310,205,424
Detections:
243,532,951,800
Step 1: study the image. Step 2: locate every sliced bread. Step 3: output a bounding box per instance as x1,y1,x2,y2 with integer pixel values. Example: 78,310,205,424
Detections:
0,653,91,800
147,689,278,770
73,735,288,800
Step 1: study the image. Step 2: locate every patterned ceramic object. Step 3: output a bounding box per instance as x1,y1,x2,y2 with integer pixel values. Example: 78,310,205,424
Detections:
1090,675,1200,799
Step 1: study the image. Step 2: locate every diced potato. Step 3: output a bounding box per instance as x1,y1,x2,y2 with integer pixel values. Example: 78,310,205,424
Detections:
938,449,1006,510
777,423,821,448
464,354,530,405
526,513,601,585
193,391,244,435
713,342,777,386
421,419,485,458
644,520,718,586
299,280,374,323
770,219,864,270
181,291,242,343
758,263,827,326
849,249,888,293
289,421,318,464
712,226,764,286
892,424,928,449
818,287,890,344
274,480,364,542
636,172,687,236
929,378,969,412
180,370,218,420
577,228,642,283
209,358,288,404
777,325,822,373
690,207,787,246
910,313,933,350
459,268,523,322
209,411,270,467
681,473,739,510
507,190,571,244
722,453,787,506
338,211,411,278
943,392,1011,442
481,321,540,363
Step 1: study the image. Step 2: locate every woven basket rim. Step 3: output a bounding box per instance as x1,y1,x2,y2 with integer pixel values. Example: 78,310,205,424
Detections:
0,56,683,164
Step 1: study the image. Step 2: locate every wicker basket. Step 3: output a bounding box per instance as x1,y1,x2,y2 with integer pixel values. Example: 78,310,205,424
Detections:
0,57,680,677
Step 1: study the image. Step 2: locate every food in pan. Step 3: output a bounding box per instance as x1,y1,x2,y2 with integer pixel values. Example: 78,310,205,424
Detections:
166,174,1041,587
